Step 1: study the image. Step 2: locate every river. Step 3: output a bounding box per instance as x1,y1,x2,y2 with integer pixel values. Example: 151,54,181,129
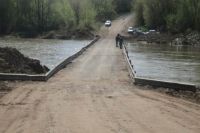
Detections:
0,38,90,69
126,42,200,85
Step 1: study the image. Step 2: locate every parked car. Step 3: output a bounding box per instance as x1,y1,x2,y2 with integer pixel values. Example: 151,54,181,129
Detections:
105,20,112,27
127,27,134,34
149,29,156,34
133,28,144,35
143,32,149,35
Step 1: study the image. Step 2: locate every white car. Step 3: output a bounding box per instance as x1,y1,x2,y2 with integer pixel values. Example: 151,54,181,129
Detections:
128,27,134,34
149,29,156,34
105,20,112,27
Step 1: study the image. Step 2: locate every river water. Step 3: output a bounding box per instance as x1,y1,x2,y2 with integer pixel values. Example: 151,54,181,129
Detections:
0,38,90,69
127,42,200,85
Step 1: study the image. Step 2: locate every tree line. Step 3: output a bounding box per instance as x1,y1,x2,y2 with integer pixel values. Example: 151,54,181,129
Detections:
133,0,200,33
0,0,133,35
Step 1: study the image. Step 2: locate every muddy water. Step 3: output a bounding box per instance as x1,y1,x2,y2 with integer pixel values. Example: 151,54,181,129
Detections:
127,42,200,85
0,38,90,69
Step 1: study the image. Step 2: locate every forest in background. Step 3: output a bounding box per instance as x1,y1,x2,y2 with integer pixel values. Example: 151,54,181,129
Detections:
133,0,200,33
0,0,133,36
1,0,199,36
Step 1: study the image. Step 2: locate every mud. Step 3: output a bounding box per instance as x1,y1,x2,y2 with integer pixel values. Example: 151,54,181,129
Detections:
0,47,49,74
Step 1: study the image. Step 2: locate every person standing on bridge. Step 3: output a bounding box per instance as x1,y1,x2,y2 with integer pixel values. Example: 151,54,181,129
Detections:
119,36,124,49
115,34,120,47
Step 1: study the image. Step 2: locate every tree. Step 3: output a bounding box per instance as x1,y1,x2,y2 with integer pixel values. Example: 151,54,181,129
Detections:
134,0,145,26
114,0,133,13
133,0,200,32
79,0,96,30
0,0,136,35
0,0,16,34
51,0,75,29
91,0,116,21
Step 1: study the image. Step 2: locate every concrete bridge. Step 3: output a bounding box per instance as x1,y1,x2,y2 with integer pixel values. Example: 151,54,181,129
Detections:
0,15,200,133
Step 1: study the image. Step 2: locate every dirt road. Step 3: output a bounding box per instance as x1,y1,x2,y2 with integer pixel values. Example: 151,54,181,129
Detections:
0,15,200,133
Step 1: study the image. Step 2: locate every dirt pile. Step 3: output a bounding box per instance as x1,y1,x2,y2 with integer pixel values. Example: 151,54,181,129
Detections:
0,47,49,74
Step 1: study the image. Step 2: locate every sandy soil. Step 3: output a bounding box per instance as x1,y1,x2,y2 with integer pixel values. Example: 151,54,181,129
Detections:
0,15,200,133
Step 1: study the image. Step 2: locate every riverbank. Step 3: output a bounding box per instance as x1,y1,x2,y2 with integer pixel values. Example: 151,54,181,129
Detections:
1,29,96,40
125,31,200,46
40,29,95,40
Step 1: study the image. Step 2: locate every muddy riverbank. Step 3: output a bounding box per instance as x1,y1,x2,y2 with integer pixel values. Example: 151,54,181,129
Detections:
2,29,96,40
125,31,200,46
41,29,95,40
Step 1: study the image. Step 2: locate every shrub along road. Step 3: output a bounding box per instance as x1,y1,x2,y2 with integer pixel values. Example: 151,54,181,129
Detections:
0,15,199,133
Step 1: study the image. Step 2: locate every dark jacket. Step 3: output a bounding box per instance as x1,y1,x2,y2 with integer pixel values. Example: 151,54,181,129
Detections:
116,35,120,42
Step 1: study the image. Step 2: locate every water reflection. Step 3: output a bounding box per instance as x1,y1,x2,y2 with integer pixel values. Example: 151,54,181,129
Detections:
0,38,90,69
127,42,200,85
